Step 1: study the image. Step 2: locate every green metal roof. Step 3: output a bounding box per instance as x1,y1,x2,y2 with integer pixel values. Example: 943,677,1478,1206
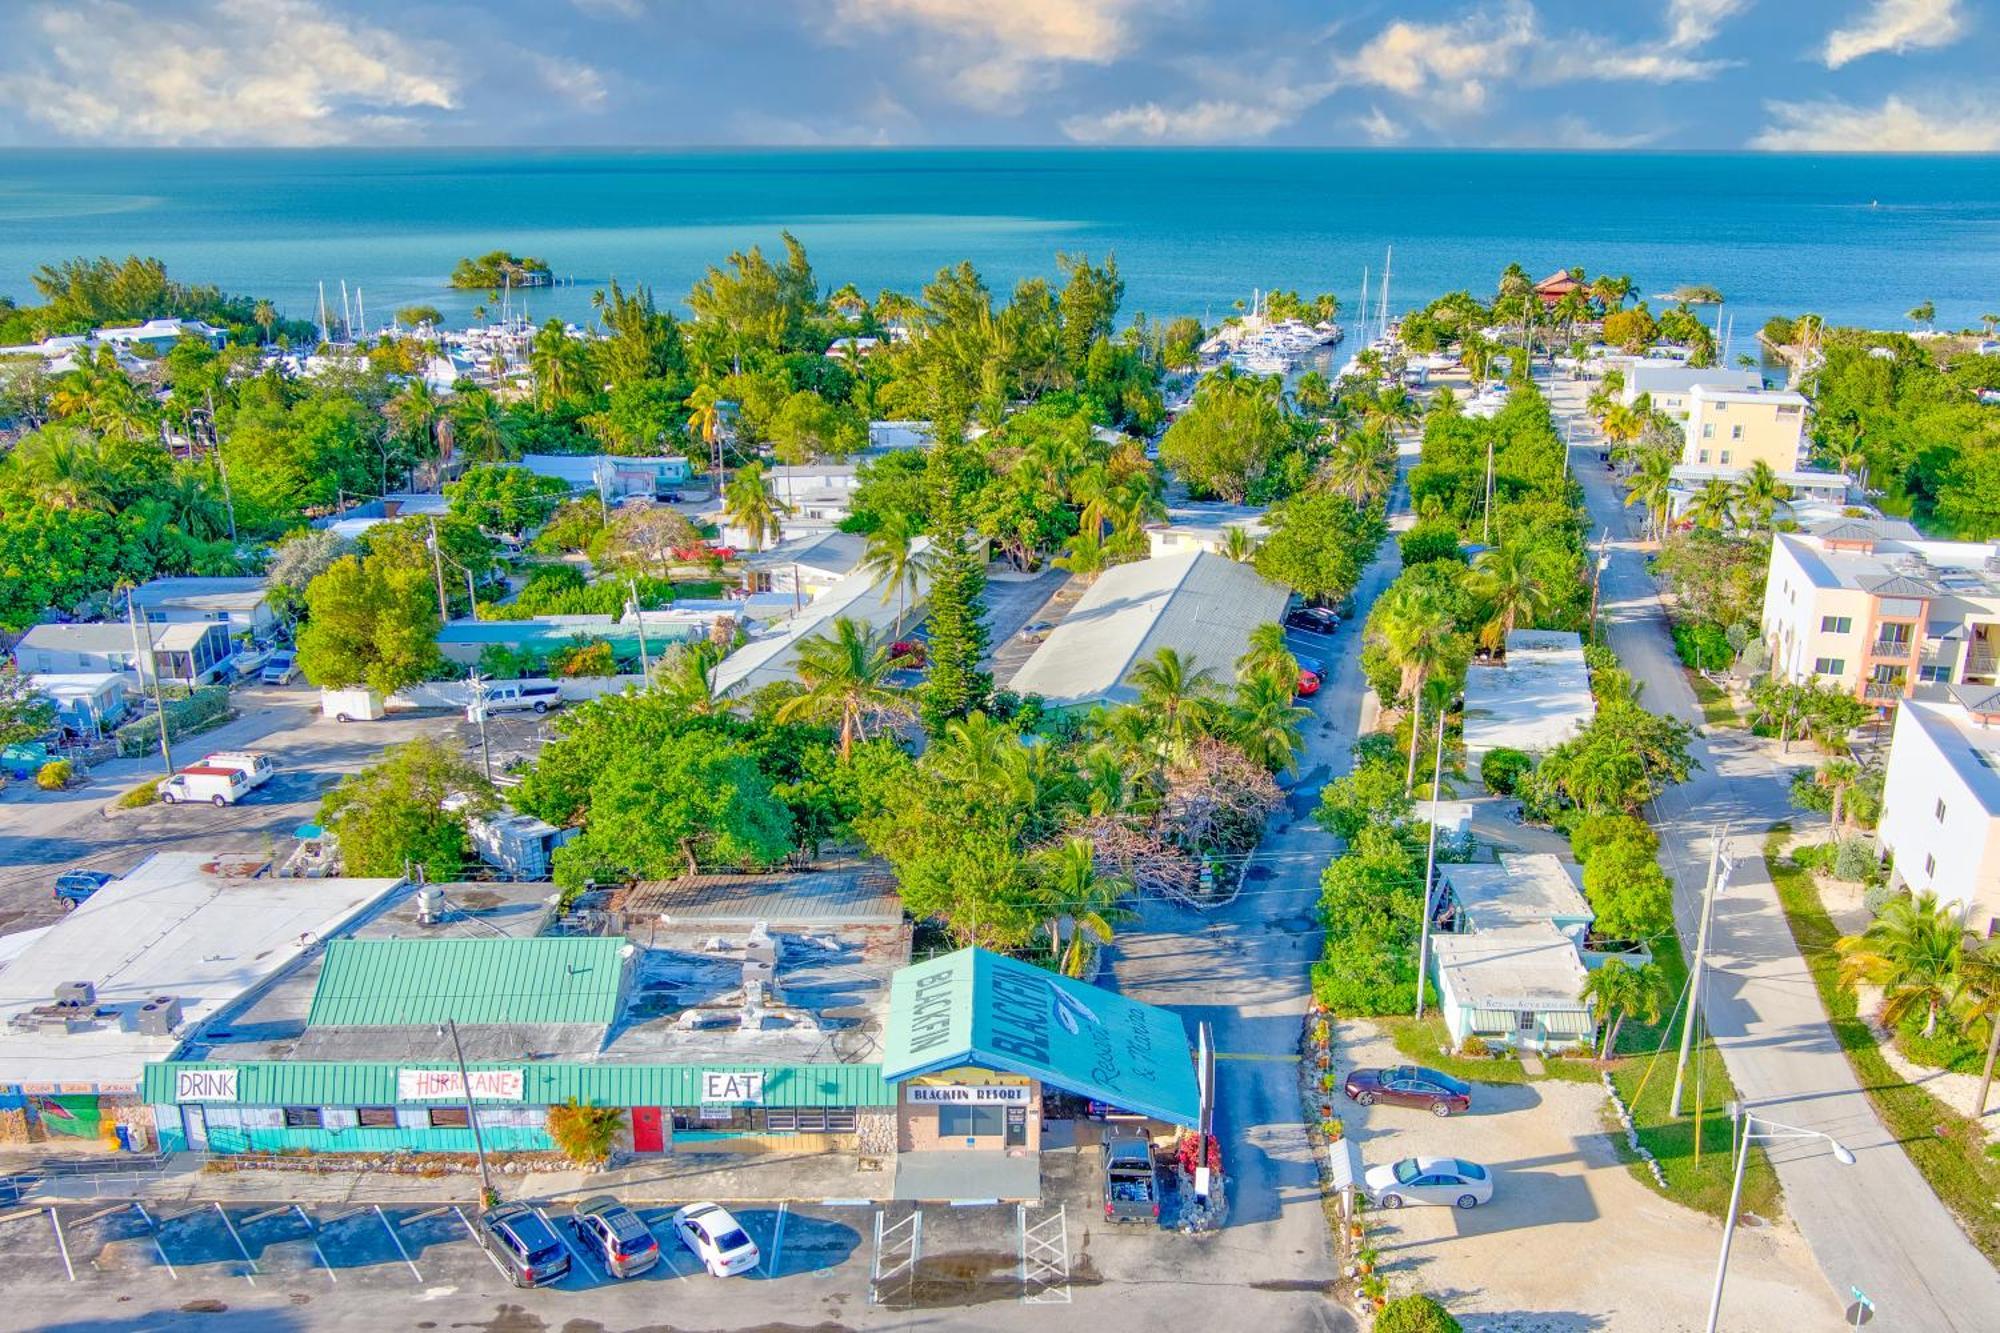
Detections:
305,937,629,1029
143,1061,892,1108
881,947,1200,1126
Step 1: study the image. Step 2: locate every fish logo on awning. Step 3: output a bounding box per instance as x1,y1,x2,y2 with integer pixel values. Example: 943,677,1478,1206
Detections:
1047,982,1101,1036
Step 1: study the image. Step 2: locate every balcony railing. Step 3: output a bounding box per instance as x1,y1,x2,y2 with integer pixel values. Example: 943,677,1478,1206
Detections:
1869,638,1913,658
1863,681,1906,702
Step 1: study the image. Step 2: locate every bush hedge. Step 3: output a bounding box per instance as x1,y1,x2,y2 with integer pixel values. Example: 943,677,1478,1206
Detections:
1480,747,1531,795
115,686,230,757
1671,620,1733,672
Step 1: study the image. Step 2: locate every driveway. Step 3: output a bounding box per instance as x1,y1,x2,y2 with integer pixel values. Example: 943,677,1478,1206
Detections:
1546,371,2000,1330
1336,1022,1837,1332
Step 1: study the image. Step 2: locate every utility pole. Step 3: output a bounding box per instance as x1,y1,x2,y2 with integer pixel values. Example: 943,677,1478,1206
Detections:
444,1017,494,1199
1414,707,1448,1021
468,673,493,784
1482,434,1496,544
206,390,237,543
1586,528,1611,640
1673,828,1730,1118
627,578,650,679
126,588,174,775
427,516,450,620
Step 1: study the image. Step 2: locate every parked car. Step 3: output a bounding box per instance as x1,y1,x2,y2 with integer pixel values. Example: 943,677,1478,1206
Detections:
1296,669,1322,698
157,762,262,806
1285,607,1339,635
475,1204,572,1287
572,1196,659,1279
657,489,685,504
1018,619,1056,644
1343,1066,1472,1117
1363,1156,1494,1210
53,869,114,909
671,1202,760,1276
260,651,299,685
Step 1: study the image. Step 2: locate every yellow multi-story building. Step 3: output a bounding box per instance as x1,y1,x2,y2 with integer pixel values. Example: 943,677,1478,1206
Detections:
1680,384,1808,474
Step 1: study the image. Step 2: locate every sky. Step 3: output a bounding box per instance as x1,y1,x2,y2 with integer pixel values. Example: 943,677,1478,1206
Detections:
0,0,1994,151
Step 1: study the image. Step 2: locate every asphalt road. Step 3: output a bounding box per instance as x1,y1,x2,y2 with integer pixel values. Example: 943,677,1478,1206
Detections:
1548,371,2000,1332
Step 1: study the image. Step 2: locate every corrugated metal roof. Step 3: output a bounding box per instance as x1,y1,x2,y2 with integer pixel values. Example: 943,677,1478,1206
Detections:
1007,551,1289,708
881,947,1199,1126
143,1060,892,1107
305,937,629,1028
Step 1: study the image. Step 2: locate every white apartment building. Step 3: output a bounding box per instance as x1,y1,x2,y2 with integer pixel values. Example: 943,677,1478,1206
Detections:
1680,384,1809,475
1762,519,2000,708
1879,691,2000,937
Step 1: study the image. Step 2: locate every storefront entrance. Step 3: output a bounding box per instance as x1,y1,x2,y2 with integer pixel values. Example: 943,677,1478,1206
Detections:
632,1106,665,1153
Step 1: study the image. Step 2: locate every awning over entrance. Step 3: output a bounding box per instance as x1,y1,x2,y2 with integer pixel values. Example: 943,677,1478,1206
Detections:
882,948,1199,1126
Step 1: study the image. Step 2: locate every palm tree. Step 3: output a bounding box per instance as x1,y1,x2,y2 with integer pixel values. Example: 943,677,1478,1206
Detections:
1321,427,1395,505
1221,525,1257,563
773,618,908,760
1460,333,1497,386
1579,959,1670,1058
723,461,786,552
1126,647,1216,754
1688,478,1738,531
1599,402,1644,455
1054,526,1110,579
11,429,113,510
686,382,724,463
928,712,1015,787
1980,313,1999,337
1030,838,1132,978
1735,459,1791,531
1952,936,2000,1116
1467,543,1554,653
253,300,278,345
385,379,442,461
1236,622,1297,685
1229,671,1310,773
1623,447,1676,539
1826,433,1870,489
1360,385,1420,439
861,516,928,636
1837,891,1963,1037
449,390,512,464
1293,369,1332,416
1907,300,1935,331
655,640,721,714
1376,582,1463,790
529,319,587,411
1815,758,1863,833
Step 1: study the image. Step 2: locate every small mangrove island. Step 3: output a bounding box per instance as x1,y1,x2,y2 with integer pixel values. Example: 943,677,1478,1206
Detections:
449,250,553,289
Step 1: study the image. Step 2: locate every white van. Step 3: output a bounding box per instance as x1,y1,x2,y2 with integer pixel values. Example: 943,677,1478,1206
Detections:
473,681,563,718
198,752,275,792
158,764,256,806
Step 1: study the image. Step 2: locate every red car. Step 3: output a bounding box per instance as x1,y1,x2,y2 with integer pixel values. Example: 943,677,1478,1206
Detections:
1296,669,1322,697
1343,1066,1472,1117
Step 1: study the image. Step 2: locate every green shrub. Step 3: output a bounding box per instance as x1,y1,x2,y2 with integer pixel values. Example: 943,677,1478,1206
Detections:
1399,523,1464,568
1569,812,1656,864
1582,837,1674,942
1832,837,1879,883
114,686,230,757
114,782,159,809
1480,747,1531,795
35,759,73,791
1671,620,1733,673
1895,1012,1986,1074
1376,1293,1463,1333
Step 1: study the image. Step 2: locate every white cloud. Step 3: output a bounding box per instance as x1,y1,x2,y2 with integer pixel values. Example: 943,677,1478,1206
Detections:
1752,93,2000,150
1334,0,1536,112
533,55,609,111
1666,0,1750,49
1533,36,1731,84
836,0,1146,108
1060,99,1293,144
1357,106,1407,145
1823,0,1963,68
0,0,456,145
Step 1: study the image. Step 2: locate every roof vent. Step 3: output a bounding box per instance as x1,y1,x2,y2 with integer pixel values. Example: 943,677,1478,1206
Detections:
136,995,183,1037
54,980,95,1008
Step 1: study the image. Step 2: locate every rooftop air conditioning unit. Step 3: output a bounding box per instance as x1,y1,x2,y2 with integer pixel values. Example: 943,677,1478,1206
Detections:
54,980,96,1008
136,995,183,1037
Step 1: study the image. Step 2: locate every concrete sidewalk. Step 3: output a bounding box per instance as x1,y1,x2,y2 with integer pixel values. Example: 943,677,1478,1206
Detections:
22,1148,896,1207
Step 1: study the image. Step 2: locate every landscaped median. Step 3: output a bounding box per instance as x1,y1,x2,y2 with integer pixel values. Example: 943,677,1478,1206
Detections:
1765,828,2000,1265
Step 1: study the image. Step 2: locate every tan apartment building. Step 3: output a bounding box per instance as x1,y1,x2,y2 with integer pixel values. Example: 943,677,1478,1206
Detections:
1761,519,2000,708
1680,384,1808,474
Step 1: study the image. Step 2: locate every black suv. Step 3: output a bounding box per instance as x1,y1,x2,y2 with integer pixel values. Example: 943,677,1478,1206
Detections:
477,1204,572,1288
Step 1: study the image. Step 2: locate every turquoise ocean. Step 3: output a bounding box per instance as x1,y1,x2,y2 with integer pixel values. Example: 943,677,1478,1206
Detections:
2,149,1998,335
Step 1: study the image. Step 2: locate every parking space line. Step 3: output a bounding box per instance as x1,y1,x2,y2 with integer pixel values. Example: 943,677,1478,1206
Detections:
639,1214,689,1283
457,1206,514,1282
293,1205,336,1283
47,1207,74,1283
213,1202,259,1285
536,1206,597,1286
373,1205,423,1284
133,1203,176,1280
763,1201,788,1278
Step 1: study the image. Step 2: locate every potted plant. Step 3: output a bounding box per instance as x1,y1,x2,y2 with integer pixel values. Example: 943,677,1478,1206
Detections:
1360,1272,1388,1310
1321,1116,1344,1142
1355,1244,1380,1276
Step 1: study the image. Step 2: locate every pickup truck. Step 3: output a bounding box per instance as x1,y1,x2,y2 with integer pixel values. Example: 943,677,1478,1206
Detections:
1102,1134,1159,1223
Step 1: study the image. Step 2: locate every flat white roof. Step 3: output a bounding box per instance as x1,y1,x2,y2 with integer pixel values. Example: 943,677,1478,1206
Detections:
1009,551,1289,707
1434,925,1592,1012
1441,853,1592,930
129,577,269,612
1461,630,1595,757
1689,384,1807,407
0,853,400,1088
1900,701,2000,817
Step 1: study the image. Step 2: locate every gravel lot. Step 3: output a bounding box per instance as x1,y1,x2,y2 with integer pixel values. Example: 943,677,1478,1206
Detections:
1336,1021,1840,1332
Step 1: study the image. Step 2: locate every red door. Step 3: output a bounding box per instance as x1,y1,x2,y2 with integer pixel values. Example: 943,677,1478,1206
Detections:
631,1106,665,1153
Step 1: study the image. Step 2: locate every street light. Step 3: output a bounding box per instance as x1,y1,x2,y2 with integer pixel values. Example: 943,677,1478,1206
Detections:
1708,1103,1855,1333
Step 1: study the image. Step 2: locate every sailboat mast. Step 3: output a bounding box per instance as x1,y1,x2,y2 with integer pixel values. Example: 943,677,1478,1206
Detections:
1359,268,1370,348
1378,246,1393,344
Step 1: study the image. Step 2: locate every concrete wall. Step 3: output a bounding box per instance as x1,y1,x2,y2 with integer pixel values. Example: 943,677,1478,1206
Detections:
895,1067,1040,1154
1881,708,2000,935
